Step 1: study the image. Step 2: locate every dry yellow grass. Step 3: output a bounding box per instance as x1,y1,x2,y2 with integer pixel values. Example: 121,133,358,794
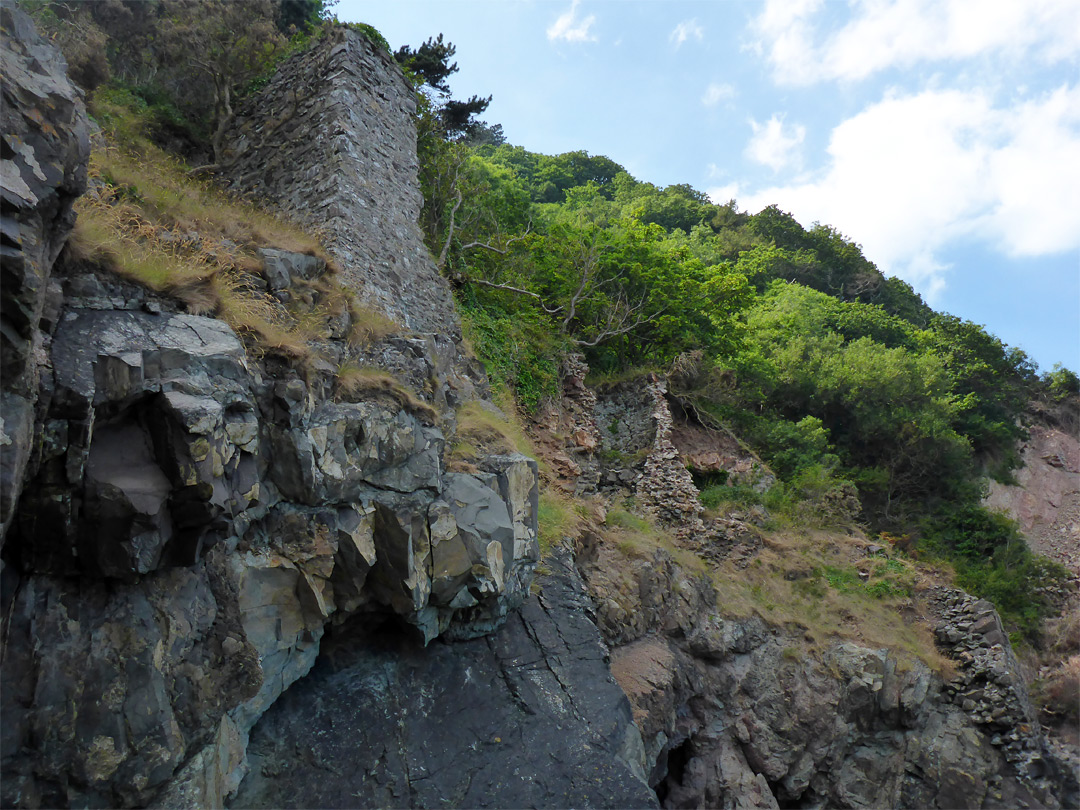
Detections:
601,507,709,575
334,366,439,424
88,130,331,263
707,528,954,674
347,301,400,347
558,493,951,673
67,94,365,366
450,399,537,464
71,182,318,361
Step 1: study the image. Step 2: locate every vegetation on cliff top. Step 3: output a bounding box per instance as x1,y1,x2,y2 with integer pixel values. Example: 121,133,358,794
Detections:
26,0,1073,647
31,0,399,375
400,26,1074,644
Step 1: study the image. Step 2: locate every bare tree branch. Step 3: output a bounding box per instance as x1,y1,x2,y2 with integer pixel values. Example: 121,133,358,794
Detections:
437,185,464,269
561,236,600,333
573,290,661,347
460,219,532,254
467,278,563,314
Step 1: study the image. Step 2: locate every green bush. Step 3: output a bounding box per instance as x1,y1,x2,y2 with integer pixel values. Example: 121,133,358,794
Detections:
923,503,1070,642
953,549,1069,644
699,482,763,511
459,299,564,412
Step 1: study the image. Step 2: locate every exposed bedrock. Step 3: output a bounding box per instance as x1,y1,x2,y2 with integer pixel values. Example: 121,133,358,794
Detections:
229,549,656,810
579,542,1071,809
1,12,1074,810
0,5,89,545
0,16,546,807
1,302,539,806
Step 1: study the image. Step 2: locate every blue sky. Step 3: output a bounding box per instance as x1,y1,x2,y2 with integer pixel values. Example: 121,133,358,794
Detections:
339,0,1080,373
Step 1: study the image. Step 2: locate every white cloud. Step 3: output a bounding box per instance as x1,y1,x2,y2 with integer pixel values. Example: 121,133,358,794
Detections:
707,182,741,204
745,115,806,171
547,0,598,43
750,0,1080,85
670,19,704,48
736,86,1080,300
701,82,735,106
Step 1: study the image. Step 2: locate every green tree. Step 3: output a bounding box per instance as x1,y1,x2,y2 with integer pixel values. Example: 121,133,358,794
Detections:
921,314,1031,458
395,33,490,139
160,0,286,163
737,283,971,515
395,33,457,92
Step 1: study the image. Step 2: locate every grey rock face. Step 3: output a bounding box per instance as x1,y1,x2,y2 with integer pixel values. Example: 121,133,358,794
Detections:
0,13,552,810
0,548,261,808
587,545,1069,809
230,549,657,810
2,302,542,806
0,6,89,545
10,310,256,580
928,587,1077,806
268,401,444,503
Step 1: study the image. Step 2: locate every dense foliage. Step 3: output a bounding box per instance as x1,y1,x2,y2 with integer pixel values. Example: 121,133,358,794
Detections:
23,5,1073,642
411,86,1074,642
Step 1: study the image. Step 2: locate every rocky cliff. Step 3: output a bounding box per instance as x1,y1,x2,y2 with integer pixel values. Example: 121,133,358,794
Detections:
0,12,1074,810
1,15,552,808
985,415,1079,579
551,368,1074,809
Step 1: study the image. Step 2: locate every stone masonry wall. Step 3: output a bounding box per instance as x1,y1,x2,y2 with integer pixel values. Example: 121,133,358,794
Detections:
224,28,458,340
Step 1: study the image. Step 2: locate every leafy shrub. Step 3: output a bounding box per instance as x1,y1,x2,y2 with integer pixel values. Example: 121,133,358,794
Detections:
1044,363,1080,400
340,20,390,53
919,502,1070,642
699,482,762,511
952,550,1069,644
787,464,861,524
460,300,564,412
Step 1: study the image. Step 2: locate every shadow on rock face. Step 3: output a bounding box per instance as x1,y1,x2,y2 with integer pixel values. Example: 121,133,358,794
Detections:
230,549,659,810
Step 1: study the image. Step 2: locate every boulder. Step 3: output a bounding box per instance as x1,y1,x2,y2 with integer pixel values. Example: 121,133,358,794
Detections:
255,248,326,291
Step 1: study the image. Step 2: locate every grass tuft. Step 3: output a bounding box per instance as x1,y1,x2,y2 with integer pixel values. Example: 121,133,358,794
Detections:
347,301,400,347
538,489,583,557
335,366,439,424
450,399,536,464
706,529,952,674
69,88,368,365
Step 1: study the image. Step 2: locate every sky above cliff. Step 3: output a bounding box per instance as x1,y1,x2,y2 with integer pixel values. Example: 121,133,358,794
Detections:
341,0,1080,373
